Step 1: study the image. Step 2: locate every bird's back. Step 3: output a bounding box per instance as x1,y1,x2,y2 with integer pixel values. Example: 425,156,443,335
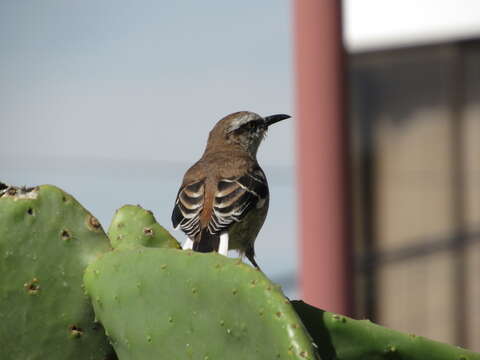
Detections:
172,150,268,252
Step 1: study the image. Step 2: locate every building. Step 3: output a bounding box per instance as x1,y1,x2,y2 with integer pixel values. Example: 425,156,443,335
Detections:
349,39,480,350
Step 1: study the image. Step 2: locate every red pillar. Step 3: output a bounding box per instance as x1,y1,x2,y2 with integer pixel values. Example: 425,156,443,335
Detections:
294,0,352,314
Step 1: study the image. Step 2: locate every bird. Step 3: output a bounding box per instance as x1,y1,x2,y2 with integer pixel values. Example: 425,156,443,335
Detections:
171,111,290,269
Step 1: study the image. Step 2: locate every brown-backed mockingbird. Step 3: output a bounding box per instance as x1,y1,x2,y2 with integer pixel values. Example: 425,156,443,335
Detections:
171,111,290,268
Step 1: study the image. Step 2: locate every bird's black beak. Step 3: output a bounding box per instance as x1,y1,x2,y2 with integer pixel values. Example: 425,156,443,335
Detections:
264,114,291,127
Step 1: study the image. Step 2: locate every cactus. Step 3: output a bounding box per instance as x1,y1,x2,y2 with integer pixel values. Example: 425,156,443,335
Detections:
84,248,319,360
2,181,480,359
108,205,180,250
292,300,480,360
0,184,115,359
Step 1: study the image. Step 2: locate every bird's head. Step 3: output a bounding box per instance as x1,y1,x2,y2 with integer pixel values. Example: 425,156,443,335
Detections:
205,111,290,157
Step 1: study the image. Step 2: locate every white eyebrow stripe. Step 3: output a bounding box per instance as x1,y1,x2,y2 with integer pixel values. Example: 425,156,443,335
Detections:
226,113,262,132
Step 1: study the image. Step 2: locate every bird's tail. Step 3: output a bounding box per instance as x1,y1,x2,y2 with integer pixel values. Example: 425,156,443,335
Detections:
192,230,219,253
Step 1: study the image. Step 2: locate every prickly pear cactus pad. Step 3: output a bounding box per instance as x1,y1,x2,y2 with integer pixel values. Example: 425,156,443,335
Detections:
292,301,480,360
108,205,180,250
84,248,319,360
0,184,115,359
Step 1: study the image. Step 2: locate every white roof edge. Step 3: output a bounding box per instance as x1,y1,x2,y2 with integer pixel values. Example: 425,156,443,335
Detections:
343,0,480,53
345,28,480,53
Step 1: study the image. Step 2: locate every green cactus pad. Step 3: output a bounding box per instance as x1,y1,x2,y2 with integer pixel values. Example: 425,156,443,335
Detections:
292,300,480,360
0,184,115,359
108,205,180,250
84,248,318,360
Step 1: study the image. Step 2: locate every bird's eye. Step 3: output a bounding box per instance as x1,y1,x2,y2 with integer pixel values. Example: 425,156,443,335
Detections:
244,121,261,130
239,122,254,132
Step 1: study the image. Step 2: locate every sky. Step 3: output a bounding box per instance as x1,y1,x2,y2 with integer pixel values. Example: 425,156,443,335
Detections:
0,1,293,165
1,0,479,295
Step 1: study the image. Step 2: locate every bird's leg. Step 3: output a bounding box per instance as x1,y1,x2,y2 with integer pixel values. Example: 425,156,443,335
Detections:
182,237,194,250
218,232,229,256
246,245,261,270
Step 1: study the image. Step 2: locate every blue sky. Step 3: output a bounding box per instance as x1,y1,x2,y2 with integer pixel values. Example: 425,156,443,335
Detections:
0,1,293,165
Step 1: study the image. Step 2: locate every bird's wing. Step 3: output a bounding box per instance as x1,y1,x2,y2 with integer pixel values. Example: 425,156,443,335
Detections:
207,167,268,236
172,179,205,240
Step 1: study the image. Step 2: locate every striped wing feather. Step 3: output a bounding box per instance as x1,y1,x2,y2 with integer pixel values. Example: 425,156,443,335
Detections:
172,168,268,240
171,180,204,239
207,168,268,236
